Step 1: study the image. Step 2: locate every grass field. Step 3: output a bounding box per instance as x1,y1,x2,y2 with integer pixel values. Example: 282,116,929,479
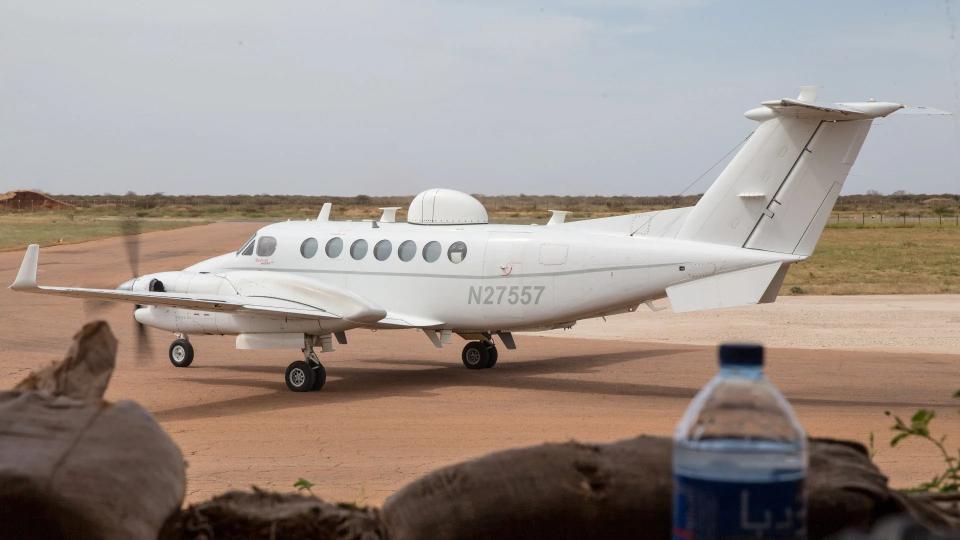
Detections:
783,225,960,295
0,215,202,252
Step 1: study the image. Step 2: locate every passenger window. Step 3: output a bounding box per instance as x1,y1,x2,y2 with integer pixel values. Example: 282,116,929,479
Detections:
447,241,467,263
238,235,255,256
350,239,368,260
256,236,277,257
326,237,343,258
374,240,392,261
300,238,318,258
422,241,441,263
398,240,416,262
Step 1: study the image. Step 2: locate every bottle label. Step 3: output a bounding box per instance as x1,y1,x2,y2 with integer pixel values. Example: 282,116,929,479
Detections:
672,474,806,540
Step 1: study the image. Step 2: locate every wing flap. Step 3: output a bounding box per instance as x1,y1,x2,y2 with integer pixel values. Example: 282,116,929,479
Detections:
666,262,784,313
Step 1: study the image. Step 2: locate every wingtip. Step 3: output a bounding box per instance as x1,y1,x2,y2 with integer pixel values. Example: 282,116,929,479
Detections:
10,244,40,291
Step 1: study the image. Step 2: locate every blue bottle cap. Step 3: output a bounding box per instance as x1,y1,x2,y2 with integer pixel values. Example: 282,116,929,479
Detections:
719,343,764,367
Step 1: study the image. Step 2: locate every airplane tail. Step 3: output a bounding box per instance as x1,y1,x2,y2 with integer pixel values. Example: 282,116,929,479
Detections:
676,87,903,256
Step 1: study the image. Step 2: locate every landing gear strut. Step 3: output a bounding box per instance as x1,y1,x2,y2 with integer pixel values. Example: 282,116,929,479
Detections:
462,340,497,369
285,343,327,392
168,336,194,368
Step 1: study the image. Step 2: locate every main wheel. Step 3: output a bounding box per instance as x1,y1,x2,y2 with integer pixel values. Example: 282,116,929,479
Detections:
285,360,317,392
484,342,498,368
461,341,489,370
168,339,194,368
311,362,327,391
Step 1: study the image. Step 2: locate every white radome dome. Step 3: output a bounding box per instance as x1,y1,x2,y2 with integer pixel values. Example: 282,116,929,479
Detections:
407,188,488,225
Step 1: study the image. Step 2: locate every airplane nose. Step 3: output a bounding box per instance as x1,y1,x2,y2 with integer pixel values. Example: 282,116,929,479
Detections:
118,278,136,291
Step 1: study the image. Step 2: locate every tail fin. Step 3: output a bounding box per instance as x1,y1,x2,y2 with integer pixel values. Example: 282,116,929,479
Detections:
676,87,903,256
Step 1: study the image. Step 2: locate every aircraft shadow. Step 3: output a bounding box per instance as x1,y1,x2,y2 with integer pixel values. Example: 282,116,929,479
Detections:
151,346,946,422
152,348,689,421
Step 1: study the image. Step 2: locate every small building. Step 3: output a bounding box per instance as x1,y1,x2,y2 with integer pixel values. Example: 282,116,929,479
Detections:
0,190,75,211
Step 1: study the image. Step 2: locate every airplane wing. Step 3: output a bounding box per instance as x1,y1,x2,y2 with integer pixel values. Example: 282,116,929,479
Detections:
9,244,384,323
377,312,445,329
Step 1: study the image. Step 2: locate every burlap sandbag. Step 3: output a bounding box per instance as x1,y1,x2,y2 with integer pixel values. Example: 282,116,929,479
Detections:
160,488,387,540
382,436,951,540
0,322,186,540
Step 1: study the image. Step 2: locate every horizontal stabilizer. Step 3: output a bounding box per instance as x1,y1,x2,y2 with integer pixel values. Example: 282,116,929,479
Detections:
758,99,903,120
666,262,784,313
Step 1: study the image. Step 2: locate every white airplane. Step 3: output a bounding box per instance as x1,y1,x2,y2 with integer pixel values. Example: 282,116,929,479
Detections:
8,88,927,392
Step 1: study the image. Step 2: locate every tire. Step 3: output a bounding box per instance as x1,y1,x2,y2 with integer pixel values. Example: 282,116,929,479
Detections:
461,342,489,370
311,362,327,391
484,343,498,368
285,360,317,392
168,339,194,368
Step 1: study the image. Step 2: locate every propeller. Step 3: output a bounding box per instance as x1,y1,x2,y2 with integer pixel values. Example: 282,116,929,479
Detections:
120,218,155,361
84,217,153,362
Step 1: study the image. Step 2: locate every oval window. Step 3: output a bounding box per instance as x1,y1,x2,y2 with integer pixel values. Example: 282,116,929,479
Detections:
374,240,392,261
422,241,441,263
447,241,467,263
398,240,417,262
350,239,368,260
325,237,343,258
300,238,318,258
256,236,277,257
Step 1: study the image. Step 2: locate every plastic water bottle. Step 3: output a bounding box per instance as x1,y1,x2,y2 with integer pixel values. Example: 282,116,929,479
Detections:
672,343,807,540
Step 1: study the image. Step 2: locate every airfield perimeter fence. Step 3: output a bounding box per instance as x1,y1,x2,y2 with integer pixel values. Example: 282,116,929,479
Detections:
829,211,960,227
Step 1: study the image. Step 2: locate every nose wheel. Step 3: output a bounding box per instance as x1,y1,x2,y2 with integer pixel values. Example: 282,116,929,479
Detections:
285,349,327,392
168,338,194,367
462,341,497,369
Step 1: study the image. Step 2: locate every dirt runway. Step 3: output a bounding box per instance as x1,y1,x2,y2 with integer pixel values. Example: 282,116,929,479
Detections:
1,222,957,504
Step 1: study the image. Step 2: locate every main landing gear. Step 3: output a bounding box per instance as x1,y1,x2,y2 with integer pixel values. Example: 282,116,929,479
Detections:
285,345,327,393
462,340,498,370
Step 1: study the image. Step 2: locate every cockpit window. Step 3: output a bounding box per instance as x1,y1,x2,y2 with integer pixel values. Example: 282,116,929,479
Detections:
256,236,277,257
238,235,255,256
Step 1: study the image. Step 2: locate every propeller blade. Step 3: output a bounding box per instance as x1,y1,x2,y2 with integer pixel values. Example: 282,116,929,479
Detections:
133,304,154,363
120,218,141,278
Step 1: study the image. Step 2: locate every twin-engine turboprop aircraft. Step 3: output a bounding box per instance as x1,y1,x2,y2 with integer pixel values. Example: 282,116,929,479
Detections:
9,88,927,391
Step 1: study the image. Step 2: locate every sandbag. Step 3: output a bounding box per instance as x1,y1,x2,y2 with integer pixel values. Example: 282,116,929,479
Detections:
160,488,387,540
0,322,186,540
15,319,118,400
381,436,947,540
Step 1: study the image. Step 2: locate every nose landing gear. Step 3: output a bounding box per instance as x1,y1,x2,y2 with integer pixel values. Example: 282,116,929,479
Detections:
168,336,194,367
462,340,497,369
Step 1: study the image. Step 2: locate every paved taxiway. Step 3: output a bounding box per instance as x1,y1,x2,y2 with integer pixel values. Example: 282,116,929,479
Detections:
1,222,957,504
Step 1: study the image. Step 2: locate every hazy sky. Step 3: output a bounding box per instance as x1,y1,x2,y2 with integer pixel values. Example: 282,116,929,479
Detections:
1,1,958,196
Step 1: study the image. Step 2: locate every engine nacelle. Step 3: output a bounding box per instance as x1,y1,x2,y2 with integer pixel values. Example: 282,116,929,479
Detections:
125,271,238,296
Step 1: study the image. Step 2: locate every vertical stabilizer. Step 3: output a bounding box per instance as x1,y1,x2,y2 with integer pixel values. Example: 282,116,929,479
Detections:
676,88,902,256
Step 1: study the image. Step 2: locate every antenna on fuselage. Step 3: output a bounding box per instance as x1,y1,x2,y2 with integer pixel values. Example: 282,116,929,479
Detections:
378,207,400,223
546,210,569,225
317,203,332,221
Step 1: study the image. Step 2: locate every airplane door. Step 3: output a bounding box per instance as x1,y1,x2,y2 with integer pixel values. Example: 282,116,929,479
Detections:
479,233,530,324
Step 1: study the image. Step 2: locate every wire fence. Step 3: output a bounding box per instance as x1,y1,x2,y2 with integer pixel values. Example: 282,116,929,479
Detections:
830,212,960,227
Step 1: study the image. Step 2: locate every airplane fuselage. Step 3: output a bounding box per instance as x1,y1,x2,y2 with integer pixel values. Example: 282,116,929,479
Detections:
135,219,796,339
